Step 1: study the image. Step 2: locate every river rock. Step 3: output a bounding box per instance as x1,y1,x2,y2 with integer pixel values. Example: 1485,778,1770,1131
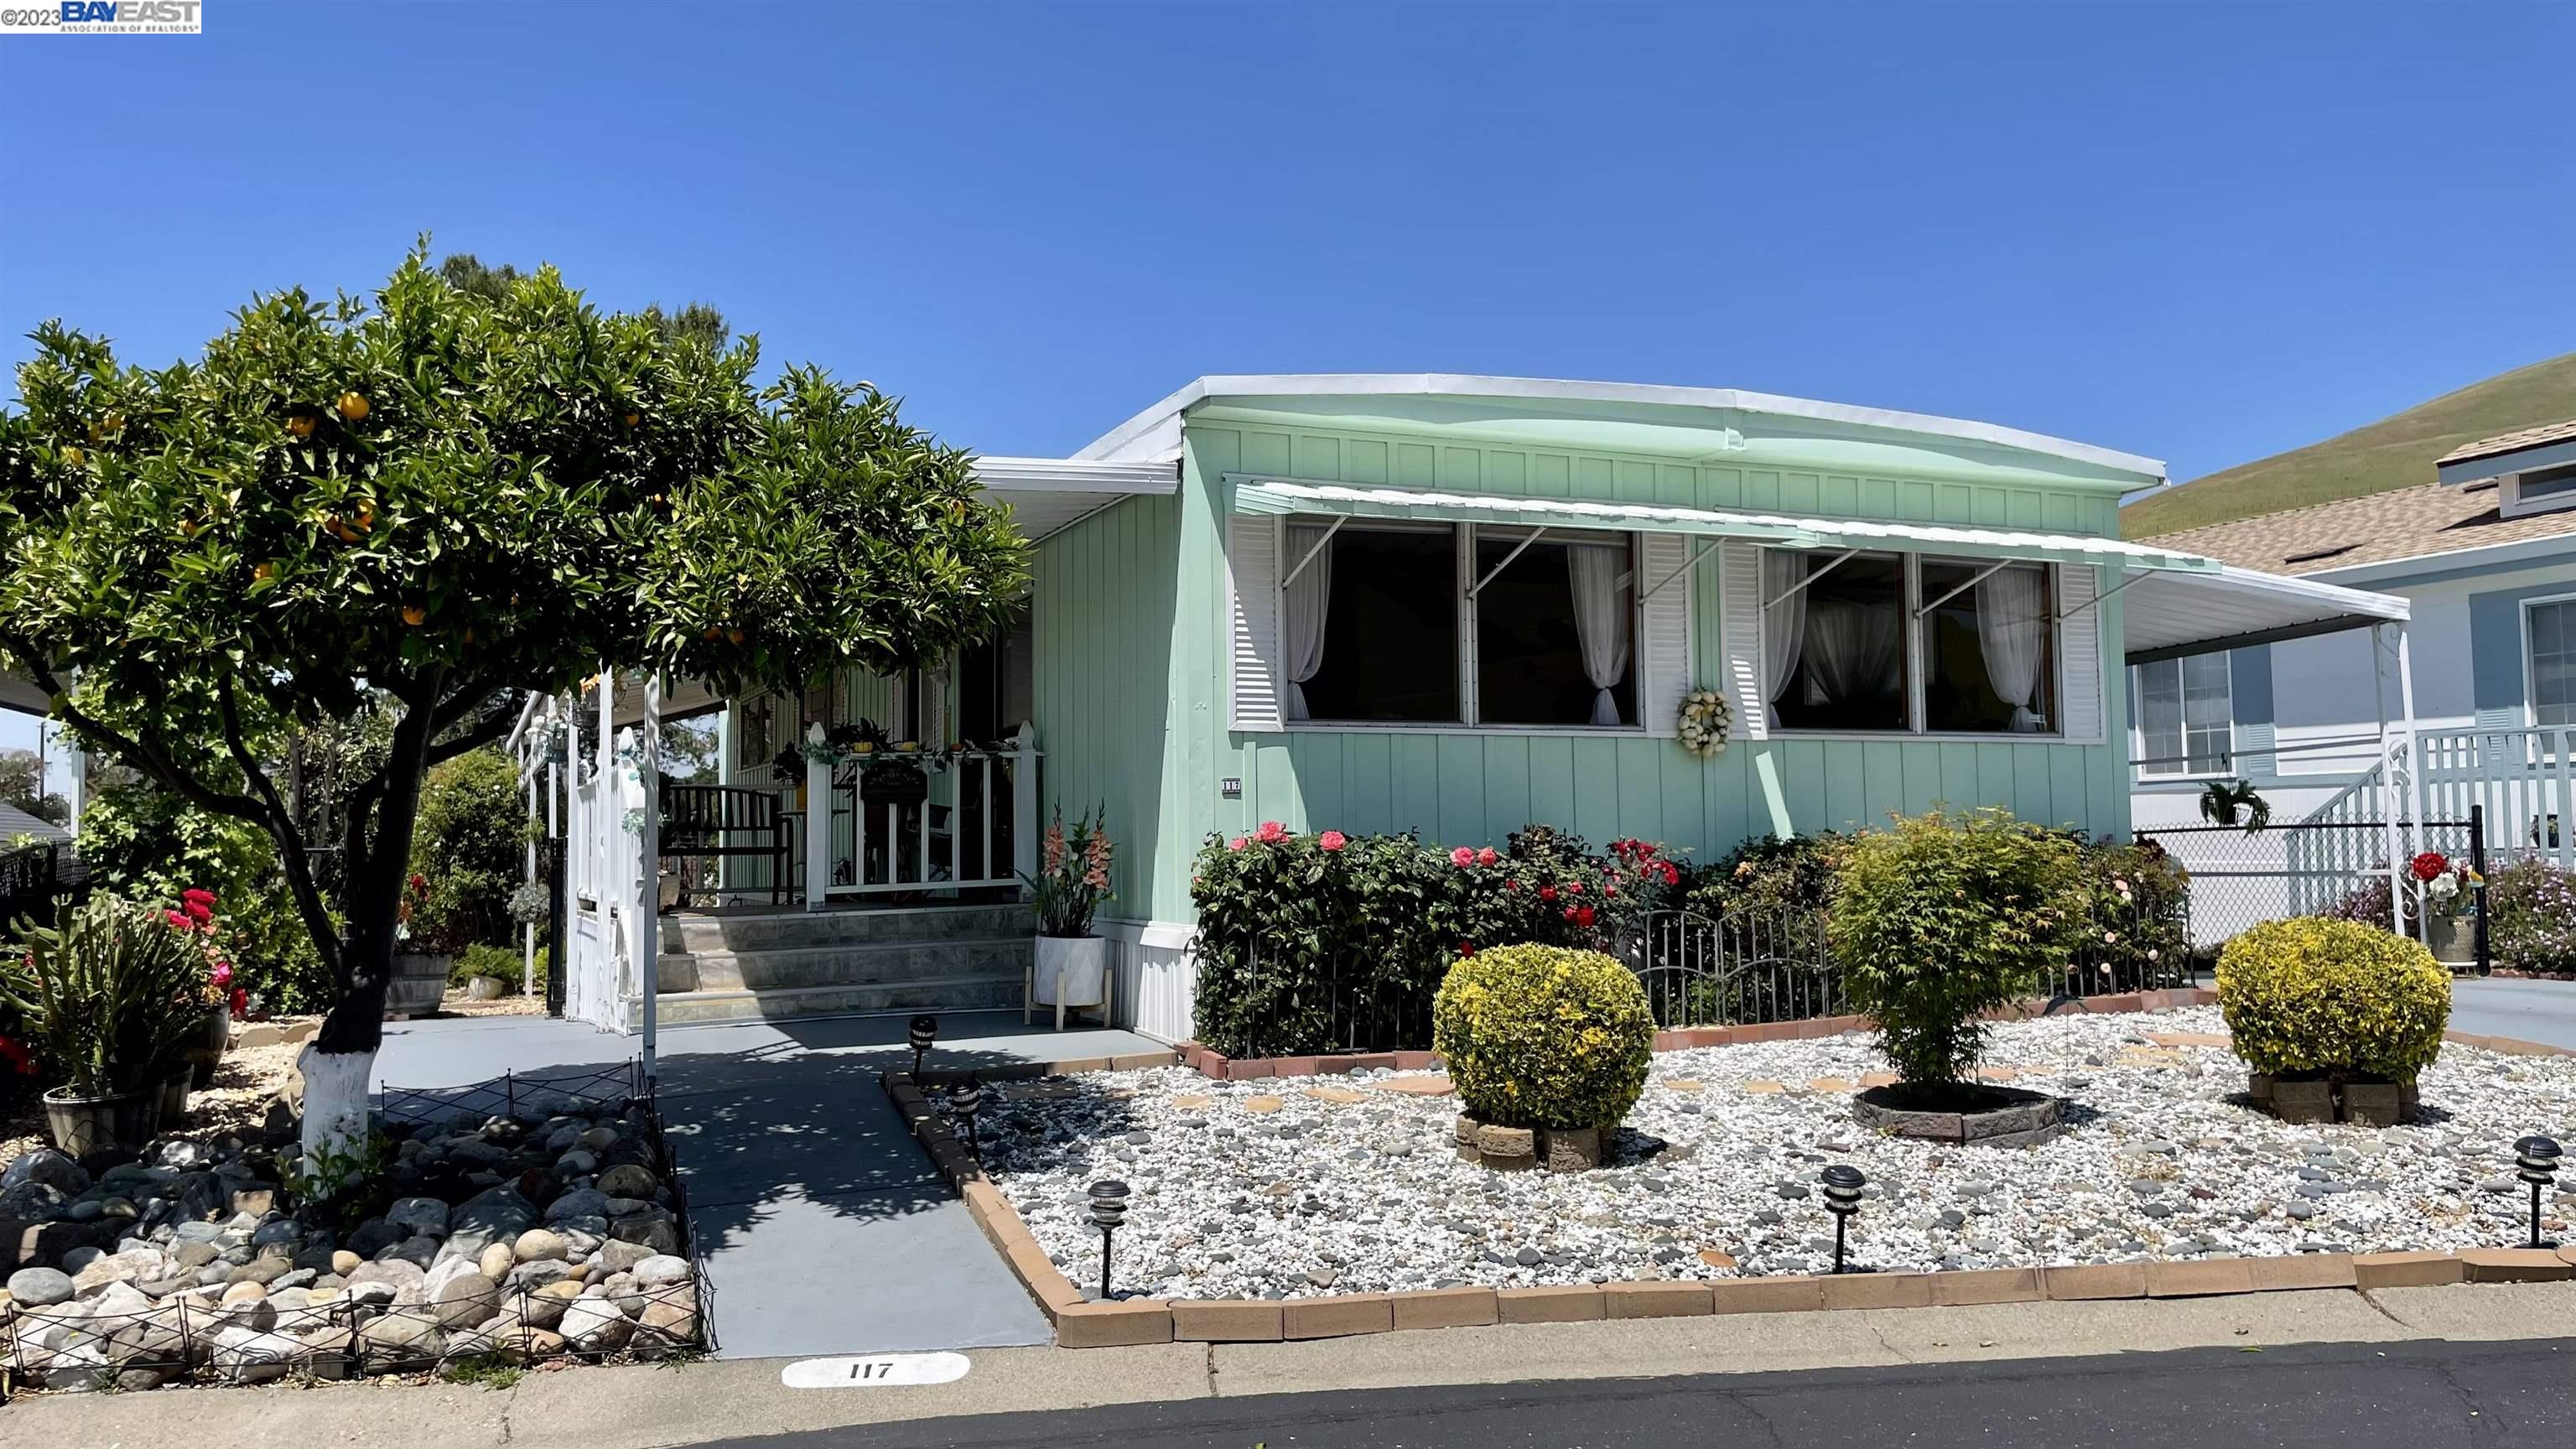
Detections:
559,1296,631,1352
3,1148,90,1196
596,1165,658,1199
8,1266,76,1307
386,1196,451,1237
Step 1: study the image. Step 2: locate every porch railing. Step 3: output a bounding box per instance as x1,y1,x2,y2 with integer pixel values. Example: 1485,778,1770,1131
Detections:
803,727,1041,906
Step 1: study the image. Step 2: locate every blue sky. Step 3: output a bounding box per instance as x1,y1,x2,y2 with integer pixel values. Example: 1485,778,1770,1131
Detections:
2,1,2570,766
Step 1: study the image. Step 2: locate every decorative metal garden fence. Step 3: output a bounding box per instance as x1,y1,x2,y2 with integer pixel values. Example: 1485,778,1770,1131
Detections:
1628,905,1839,1030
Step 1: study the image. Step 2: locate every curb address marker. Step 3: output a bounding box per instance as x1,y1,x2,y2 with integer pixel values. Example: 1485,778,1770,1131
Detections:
781,1351,972,1389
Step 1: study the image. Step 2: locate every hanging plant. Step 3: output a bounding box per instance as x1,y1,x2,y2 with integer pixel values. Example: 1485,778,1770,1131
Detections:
1676,687,1732,759
2198,777,2271,833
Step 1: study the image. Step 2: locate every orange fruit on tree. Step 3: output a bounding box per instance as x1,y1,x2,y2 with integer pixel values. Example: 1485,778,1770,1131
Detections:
401,605,427,626
725,628,745,645
701,626,720,641
253,563,275,583
337,392,369,422
60,445,84,466
286,415,316,439
351,506,373,532
621,412,640,428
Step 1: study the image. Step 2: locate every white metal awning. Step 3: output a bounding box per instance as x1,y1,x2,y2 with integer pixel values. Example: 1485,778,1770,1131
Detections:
1228,476,2218,574
976,455,1177,543
2119,564,2409,665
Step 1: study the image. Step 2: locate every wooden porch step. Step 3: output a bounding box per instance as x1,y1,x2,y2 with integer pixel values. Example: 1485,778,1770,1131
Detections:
652,972,1026,1026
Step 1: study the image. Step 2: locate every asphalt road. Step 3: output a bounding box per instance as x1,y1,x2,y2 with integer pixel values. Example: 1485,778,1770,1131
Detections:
704,1337,2576,1449
2449,977,2576,1051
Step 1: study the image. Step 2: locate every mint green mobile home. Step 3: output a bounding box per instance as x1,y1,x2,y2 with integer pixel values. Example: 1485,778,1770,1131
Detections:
574,376,2412,1043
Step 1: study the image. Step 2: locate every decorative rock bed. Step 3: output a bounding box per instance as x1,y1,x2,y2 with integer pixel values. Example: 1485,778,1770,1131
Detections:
0,1082,701,1391
972,1007,2576,1302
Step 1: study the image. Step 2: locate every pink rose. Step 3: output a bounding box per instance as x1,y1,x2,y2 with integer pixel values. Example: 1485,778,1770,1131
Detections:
1318,830,1348,852
1476,847,1498,866
1450,846,1476,868
1227,837,1247,852
1255,820,1290,844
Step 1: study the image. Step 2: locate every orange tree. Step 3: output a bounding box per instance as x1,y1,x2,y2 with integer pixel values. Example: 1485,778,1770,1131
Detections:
0,252,1026,1146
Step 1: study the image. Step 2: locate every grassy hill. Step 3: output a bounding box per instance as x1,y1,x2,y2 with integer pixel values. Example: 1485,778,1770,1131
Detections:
2122,350,2576,538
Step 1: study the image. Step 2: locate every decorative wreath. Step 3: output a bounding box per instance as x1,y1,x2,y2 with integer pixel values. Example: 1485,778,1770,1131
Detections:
1676,687,1732,759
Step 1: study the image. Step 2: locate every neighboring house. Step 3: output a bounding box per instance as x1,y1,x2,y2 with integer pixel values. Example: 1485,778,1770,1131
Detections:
2127,418,2576,938
560,375,2407,1043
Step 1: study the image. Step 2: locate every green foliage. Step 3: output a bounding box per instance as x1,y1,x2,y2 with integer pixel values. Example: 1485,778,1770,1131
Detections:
2484,857,2576,976
2070,834,2192,987
2198,778,2271,831
1685,830,1848,920
1826,808,2085,1091
2216,917,2449,1082
1187,823,1684,1057
75,773,331,1012
271,1129,395,1229
0,748,67,825
452,941,546,993
408,746,526,953
1431,944,1653,1130
0,247,1029,1044
0,894,214,1096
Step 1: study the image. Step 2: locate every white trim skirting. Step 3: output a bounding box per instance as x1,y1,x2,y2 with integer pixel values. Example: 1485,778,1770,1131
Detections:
1092,917,1197,1043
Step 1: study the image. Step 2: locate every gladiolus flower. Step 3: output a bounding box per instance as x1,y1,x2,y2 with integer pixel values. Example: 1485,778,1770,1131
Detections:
182,887,216,908
1451,846,1476,868
165,909,192,931
1318,830,1348,852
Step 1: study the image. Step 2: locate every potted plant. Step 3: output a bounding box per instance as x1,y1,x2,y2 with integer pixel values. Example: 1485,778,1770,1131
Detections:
1024,806,1113,1028
2408,850,2480,966
0,894,214,1155
169,887,240,1088
2218,916,2449,1124
387,873,452,1017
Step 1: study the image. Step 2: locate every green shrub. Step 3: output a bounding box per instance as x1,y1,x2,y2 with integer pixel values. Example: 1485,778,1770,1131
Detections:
1,895,214,1097
2216,917,2449,1083
450,942,547,993
2484,858,2576,976
1431,943,1652,1130
1827,807,2085,1092
409,747,528,953
1685,830,1848,921
74,783,333,1013
2067,834,2192,987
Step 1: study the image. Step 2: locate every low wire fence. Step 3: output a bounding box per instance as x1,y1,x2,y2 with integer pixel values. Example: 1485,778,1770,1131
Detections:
3,1062,709,1396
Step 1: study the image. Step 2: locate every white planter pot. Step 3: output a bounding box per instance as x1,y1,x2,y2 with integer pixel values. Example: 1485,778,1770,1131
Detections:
1033,934,1109,1009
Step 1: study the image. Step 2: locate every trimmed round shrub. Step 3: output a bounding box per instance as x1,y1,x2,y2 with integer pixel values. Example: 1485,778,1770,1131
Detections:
1826,807,2084,1093
2216,917,2449,1083
1431,944,1652,1130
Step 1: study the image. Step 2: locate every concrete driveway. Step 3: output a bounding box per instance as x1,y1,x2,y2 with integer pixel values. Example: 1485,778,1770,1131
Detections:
370,1008,1164,1359
2449,977,2576,1050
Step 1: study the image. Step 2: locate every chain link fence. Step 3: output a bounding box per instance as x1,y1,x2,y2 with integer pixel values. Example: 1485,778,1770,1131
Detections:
2135,815,2487,973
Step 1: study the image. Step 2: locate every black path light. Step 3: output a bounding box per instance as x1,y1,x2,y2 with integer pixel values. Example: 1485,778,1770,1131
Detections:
2515,1135,2561,1249
908,1015,938,1079
1088,1179,1131,1299
948,1075,987,1159
1820,1165,1867,1274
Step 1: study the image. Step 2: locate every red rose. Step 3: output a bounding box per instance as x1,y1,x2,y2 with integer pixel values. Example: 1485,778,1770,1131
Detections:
1505,878,1522,891
1540,885,1557,902
1575,905,1596,929
1457,940,1475,957
2408,851,2449,883
1563,880,1582,896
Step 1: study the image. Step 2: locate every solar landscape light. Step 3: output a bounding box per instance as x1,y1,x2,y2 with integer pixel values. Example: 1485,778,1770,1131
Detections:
2516,1135,2562,1249
1088,1178,1131,1298
1820,1164,1867,1274
908,1014,937,1078
948,1076,987,1158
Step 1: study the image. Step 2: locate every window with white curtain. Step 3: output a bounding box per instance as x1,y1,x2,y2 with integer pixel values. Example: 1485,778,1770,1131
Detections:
2135,654,2233,776
2527,597,2576,728
1284,518,1639,728
1922,560,2056,734
1761,548,2063,737
1766,552,1911,733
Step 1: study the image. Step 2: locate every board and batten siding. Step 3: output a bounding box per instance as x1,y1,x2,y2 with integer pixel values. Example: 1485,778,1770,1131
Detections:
1033,416,2134,934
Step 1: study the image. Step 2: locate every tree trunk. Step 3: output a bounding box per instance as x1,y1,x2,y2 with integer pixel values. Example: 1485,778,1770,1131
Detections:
300,936,392,1167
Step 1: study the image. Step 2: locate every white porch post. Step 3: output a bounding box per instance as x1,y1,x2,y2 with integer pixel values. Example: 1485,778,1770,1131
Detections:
2396,621,2427,942
639,674,661,1086
1012,724,1041,893
2370,626,2407,937
804,723,832,911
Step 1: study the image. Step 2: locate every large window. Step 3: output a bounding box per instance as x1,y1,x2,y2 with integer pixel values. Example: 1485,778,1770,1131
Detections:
2136,654,2232,777
2527,597,2576,728
1761,548,2064,736
1921,561,2056,734
1285,519,1637,728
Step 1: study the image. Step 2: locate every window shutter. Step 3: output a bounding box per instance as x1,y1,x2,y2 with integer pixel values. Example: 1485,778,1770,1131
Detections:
922,658,952,748
1720,540,1769,740
1228,512,1285,732
1638,532,1692,737
2057,564,2106,745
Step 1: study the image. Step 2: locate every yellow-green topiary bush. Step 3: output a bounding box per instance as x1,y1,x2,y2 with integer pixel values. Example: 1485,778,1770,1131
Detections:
1431,944,1653,1130
2216,917,2449,1083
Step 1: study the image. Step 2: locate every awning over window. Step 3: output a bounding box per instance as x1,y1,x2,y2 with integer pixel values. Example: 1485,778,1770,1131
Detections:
1227,477,2219,574
2118,564,2408,665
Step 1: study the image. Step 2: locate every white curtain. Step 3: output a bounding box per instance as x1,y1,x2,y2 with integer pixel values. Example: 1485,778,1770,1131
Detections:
1976,566,2049,731
1759,552,1809,724
1282,522,1333,721
1566,543,1632,725
1805,598,1901,709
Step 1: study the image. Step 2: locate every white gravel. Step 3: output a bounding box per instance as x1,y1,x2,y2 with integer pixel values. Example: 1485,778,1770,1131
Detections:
975,1007,2576,1301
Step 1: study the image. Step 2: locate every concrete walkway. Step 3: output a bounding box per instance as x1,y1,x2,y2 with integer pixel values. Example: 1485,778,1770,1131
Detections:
370,1008,1165,1359
2449,976,2576,1050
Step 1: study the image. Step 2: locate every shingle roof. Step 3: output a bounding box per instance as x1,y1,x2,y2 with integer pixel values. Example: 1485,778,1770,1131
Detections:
2134,480,2576,575
0,802,71,844
2436,418,2576,467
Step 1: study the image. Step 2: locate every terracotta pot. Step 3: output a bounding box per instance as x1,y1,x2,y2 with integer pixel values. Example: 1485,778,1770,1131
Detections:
42,1083,162,1157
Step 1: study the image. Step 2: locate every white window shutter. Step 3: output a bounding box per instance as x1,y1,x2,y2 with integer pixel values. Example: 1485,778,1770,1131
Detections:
2057,564,2105,745
1638,532,1691,737
1721,540,1769,740
1228,512,1285,732
922,658,952,748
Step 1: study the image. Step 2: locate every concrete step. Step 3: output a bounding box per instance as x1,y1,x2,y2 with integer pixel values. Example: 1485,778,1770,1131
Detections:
664,902,1032,954
667,935,1031,993
653,973,1026,1026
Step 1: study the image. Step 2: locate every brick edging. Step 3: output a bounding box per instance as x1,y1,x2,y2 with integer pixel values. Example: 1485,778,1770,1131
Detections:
1178,987,2220,1081
880,1065,2575,1351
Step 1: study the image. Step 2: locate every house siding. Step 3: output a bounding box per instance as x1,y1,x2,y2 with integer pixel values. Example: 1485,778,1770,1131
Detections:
1029,416,2133,927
